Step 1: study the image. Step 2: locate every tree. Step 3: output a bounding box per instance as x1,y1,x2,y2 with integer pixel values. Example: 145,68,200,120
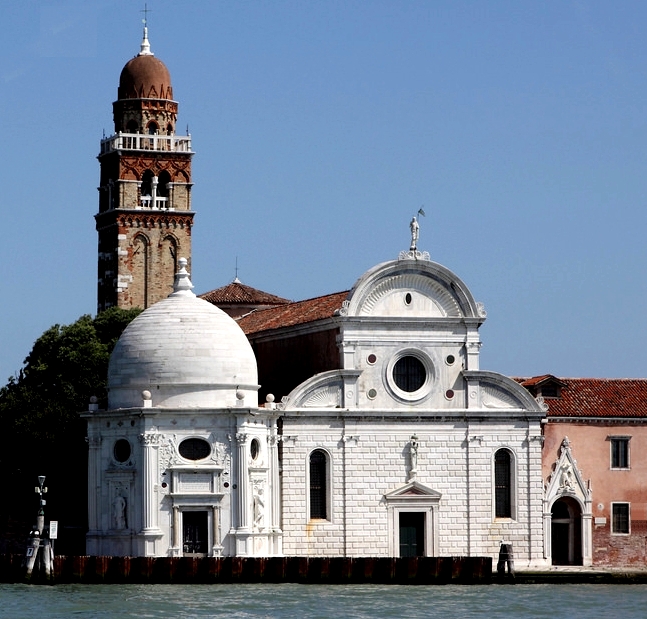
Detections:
0,307,141,554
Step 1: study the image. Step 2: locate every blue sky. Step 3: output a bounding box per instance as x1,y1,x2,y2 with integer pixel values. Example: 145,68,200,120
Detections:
2,0,647,383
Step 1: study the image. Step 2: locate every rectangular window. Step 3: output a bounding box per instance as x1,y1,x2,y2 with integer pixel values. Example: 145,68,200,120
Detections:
612,503,630,534
610,437,630,469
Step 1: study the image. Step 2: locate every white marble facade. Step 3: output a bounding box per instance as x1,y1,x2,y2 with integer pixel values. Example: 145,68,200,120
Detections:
85,253,548,567
84,259,282,558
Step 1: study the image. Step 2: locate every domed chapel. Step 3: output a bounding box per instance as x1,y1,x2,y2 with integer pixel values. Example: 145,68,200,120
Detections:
84,28,548,567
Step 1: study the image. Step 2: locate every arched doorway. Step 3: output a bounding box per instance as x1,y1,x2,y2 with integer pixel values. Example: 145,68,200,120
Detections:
551,497,582,565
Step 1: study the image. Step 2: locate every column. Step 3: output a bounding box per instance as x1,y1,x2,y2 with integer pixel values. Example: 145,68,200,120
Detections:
212,506,220,555
269,428,281,533
172,505,180,551
139,432,160,532
86,435,102,532
236,432,250,531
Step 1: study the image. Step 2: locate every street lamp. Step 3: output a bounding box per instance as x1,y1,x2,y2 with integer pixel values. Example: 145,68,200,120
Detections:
35,475,47,534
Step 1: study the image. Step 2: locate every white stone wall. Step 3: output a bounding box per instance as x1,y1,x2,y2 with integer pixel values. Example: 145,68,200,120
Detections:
281,414,546,566
86,407,280,558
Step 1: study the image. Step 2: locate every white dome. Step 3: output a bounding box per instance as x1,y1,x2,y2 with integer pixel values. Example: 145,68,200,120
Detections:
108,261,259,409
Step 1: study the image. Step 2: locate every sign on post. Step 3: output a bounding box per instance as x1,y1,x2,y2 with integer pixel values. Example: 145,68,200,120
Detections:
49,520,58,539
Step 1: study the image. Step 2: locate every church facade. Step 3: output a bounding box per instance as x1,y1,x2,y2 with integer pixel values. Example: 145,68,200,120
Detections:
85,220,548,567
84,28,552,568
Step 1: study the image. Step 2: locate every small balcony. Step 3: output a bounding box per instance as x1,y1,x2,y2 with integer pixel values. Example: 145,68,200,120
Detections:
100,132,193,155
139,195,169,210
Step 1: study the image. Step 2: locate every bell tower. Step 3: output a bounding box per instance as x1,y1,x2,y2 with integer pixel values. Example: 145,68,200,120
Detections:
96,25,194,311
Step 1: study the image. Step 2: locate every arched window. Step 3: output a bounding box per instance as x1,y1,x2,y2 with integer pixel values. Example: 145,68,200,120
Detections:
126,119,139,133
157,170,171,199
140,170,154,200
147,121,159,135
132,234,150,308
309,450,328,519
160,235,178,294
494,449,513,518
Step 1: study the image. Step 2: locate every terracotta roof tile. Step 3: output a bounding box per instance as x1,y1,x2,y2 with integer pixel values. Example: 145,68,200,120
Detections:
238,291,349,335
519,374,557,387
518,377,647,418
199,281,290,306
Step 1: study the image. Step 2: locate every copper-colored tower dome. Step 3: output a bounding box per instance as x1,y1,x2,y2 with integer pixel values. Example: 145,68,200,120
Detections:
118,54,173,100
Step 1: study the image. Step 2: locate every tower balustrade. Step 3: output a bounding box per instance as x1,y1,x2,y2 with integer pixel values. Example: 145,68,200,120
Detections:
100,132,192,155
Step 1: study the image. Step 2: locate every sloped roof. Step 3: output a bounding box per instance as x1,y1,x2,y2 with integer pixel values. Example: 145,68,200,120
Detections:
199,280,290,306
519,374,565,387
519,377,647,418
238,291,349,335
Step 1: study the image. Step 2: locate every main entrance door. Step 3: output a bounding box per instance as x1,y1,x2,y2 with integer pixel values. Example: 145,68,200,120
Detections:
183,511,208,556
551,497,582,565
399,512,425,557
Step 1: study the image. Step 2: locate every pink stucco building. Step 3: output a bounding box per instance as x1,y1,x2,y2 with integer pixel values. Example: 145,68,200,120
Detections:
522,375,647,567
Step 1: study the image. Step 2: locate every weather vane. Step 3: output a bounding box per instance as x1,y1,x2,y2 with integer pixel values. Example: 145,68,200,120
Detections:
409,206,425,251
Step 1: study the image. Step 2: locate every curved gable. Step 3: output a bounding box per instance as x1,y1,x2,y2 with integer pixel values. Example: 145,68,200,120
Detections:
281,369,362,410
464,370,546,412
343,258,483,320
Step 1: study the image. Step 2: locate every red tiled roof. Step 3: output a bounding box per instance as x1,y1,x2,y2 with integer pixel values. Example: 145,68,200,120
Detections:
519,374,558,387
238,291,349,335
199,281,290,306
519,377,647,418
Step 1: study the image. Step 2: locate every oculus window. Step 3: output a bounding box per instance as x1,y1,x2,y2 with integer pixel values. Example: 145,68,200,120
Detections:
250,438,260,461
386,350,434,403
179,438,211,461
393,356,426,392
113,439,131,463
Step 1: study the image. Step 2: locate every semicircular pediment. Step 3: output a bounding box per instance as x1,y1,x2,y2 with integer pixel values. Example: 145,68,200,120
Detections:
342,259,483,319
357,273,461,317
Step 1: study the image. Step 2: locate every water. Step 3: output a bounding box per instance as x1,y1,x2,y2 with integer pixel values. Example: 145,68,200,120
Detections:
1,583,646,619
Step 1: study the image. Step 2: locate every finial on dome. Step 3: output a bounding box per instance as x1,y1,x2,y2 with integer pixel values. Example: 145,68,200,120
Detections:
139,4,154,56
171,257,195,297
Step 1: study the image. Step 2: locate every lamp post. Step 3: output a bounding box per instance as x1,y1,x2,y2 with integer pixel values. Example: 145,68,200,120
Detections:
35,475,47,534
23,475,51,582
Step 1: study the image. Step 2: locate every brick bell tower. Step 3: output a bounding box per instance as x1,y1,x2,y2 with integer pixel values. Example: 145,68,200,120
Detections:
96,25,194,311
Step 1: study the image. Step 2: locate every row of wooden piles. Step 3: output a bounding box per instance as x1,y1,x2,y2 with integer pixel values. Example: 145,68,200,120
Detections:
0,554,492,585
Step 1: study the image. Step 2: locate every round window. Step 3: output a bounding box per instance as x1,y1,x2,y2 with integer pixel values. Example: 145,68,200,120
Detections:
392,355,426,392
446,354,456,366
404,293,412,305
179,437,211,461
113,439,131,463
250,438,260,461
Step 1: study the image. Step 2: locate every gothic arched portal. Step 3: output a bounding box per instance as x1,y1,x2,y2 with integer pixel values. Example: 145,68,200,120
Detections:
551,497,583,566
